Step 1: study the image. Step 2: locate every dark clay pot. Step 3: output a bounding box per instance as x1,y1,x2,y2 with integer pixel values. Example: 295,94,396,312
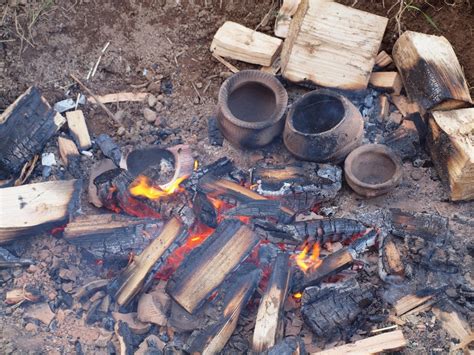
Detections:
217,70,288,149
283,89,363,163
344,144,402,198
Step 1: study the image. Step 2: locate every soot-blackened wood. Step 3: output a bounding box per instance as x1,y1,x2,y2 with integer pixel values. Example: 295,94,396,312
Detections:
251,164,342,212
382,119,420,160
0,86,66,179
0,180,82,245
193,191,218,228
186,266,262,355
63,214,164,261
267,336,306,355
108,218,187,306
380,235,405,279
252,253,291,352
389,208,448,243
301,278,374,338
96,134,122,166
224,200,293,224
208,116,224,146
166,219,259,314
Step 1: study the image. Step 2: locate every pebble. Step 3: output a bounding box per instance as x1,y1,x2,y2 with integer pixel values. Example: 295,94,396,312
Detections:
116,126,126,136
147,81,161,94
25,302,55,325
154,117,163,127
62,282,73,293
195,82,203,89
42,165,52,178
410,169,424,181
154,101,163,112
143,108,157,123
157,94,164,102
41,152,57,167
27,264,38,273
48,291,58,301
148,94,157,108
25,323,37,332
413,158,425,168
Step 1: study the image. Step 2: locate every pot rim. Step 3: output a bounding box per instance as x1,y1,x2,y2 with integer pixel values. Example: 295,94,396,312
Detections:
218,70,288,130
344,144,403,190
286,89,353,138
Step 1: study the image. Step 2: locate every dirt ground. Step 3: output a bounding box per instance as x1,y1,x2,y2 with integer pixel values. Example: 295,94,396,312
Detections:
0,0,473,354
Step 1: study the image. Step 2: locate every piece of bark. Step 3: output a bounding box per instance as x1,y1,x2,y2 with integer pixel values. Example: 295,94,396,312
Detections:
136,293,168,326
5,288,40,305
427,108,474,201
314,330,406,354
108,218,187,306
88,159,116,207
87,92,148,104
274,0,302,38
210,21,283,66
375,50,393,67
0,86,66,179
66,110,92,150
281,0,387,89
392,31,472,110
58,136,80,166
369,72,403,95
252,253,292,352
63,214,163,261
0,180,81,244
167,219,259,314
394,293,434,316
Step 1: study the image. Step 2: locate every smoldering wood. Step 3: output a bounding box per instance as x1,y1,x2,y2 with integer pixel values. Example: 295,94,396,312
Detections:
389,208,448,243
0,180,82,245
193,191,218,228
88,159,116,208
108,218,188,306
185,266,262,355
0,86,66,179
74,279,108,302
225,200,294,224
252,253,291,352
63,214,164,261
168,300,208,332
166,219,259,314
301,278,374,338
184,157,234,191
96,134,122,166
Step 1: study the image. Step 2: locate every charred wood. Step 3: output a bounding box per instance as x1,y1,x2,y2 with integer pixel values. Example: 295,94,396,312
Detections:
266,336,305,355
208,116,224,146
193,191,218,228
0,247,33,268
378,234,405,284
382,119,420,160
225,200,294,224
96,134,122,166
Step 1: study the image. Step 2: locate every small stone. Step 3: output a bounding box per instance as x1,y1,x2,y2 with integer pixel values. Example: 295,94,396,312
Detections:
116,126,126,136
410,169,423,181
157,94,164,102
41,152,57,167
143,108,157,123
62,282,73,293
195,82,203,89
42,165,52,178
25,323,37,332
147,81,161,94
220,71,233,79
25,303,55,325
27,265,38,273
59,268,77,282
148,94,157,108
48,291,58,301
115,110,126,123
154,101,163,112
154,117,162,127
193,97,200,105
445,288,457,298
413,158,425,168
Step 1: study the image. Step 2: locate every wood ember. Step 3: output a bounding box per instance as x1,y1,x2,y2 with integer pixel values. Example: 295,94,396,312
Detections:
168,300,207,332
301,278,374,338
252,253,291,352
66,110,92,150
95,134,122,166
389,208,448,243
393,31,472,110
136,287,170,326
167,219,259,313
0,180,82,244
111,312,151,335
63,214,164,261
0,86,66,179
108,218,187,306
193,191,218,228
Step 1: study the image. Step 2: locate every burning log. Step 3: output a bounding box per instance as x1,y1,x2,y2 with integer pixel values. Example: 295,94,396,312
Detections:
252,253,291,352
224,200,293,224
63,214,164,261
301,278,374,338
186,266,262,354
0,180,82,245
167,219,259,313
108,218,188,306
0,86,66,179
389,208,448,243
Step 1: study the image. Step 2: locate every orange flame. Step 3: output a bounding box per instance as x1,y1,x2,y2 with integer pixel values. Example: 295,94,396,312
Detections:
295,242,322,273
194,160,199,171
129,175,187,200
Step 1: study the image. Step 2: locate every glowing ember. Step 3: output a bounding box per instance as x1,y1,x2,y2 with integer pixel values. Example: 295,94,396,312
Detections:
294,242,322,273
194,160,199,171
129,175,187,200
293,292,302,299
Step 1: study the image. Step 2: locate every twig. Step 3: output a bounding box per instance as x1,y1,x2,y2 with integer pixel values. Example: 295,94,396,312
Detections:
211,53,239,73
191,82,203,102
102,41,111,53
370,324,398,334
91,55,102,77
70,73,120,125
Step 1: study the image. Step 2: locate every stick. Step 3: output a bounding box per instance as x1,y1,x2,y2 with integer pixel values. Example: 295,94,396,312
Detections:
211,53,239,73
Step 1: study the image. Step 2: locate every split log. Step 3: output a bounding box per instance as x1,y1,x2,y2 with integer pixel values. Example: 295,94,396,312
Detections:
301,278,374,338
427,108,474,201
57,136,79,167
108,218,188,306
392,31,472,110
252,253,291,352
368,72,403,95
394,293,434,316
186,266,262,355
63,214,164,261
314,330,406,354
88,92,148,104
166,219,259,313
389,208,448,243
66,110,91,150
281,0,388,89
274,0,301,38
0,86,66,179
210,21,283,66
375,50,393,67
0,180,82,244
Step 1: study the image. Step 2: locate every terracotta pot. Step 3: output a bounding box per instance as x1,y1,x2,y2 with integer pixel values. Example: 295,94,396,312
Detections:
283,89,363,163
217,70,288,149
344,144,402,198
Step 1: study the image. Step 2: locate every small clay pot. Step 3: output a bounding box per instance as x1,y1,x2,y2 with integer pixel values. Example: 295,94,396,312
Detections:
217,70,288,149
344,144,402,198
283,89,363,163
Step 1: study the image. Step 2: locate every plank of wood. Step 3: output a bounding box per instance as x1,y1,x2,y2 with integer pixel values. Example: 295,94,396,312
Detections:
66,110,91,150
369,72,403,95
167,219,259,313
313,330,407,354
427,108,474,201
210,21,283,67
392,31,472,110
58,136,79,166
0,87,66,179
274,0,302,38
281,0,388,89
252,253,291,352
0,180,81,244
88,92,148,105
394,294,433,316
375,50,393,67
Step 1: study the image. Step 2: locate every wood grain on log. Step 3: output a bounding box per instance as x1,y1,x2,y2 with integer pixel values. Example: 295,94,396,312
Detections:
389,208,448,243
66,110,92,150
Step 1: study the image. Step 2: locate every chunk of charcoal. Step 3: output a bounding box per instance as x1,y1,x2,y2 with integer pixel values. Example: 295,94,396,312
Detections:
207,116,223,146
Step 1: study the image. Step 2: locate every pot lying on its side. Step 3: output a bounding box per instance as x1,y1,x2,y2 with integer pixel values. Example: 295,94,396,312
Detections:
344,144,402,198
283,89,363,163
217,70,288,149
